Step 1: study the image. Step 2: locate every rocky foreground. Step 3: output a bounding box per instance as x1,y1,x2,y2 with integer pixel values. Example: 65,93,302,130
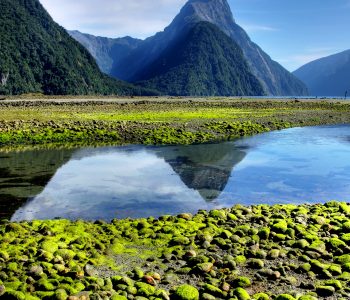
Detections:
2,203,350,300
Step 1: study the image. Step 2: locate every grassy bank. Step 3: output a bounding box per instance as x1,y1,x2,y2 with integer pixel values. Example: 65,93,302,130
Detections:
0,98,349,148
1,202,350,299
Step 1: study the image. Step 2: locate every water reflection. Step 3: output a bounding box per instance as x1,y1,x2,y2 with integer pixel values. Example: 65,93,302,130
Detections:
8,143,246,221
2,124,350,222
0,149,73,219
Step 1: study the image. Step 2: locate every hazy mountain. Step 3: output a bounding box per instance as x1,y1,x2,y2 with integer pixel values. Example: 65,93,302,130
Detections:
137,22,264,96
293,50,350,96
112,0,308,96
0,0,156,95
68,30,142,74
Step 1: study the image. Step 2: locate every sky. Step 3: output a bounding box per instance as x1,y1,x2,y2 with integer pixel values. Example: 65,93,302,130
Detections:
39,0,350,71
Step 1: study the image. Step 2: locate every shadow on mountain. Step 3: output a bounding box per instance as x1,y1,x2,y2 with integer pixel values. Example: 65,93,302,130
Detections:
0,149,73,219
155,142,246,201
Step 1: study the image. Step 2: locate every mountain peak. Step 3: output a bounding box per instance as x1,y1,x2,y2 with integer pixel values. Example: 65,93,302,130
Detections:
169,0,235,35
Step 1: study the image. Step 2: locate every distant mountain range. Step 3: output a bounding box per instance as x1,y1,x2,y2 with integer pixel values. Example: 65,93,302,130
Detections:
0,0,156,95
68,31,142,75
70,0,308,96
293,50,350,97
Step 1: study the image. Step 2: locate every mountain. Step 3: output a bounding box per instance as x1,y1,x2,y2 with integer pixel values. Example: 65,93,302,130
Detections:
293,50,350,97
0,0,156,95
112,0,308,96
68,30,142,74
137,22,264,96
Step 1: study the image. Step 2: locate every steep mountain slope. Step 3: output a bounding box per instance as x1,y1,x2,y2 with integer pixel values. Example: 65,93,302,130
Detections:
137,22,264,96
68,31,141,74
112,0,308,96
293,50,350,96
0,0,155,95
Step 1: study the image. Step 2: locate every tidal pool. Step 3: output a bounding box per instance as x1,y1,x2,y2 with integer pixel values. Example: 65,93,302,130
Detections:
1,124,349,221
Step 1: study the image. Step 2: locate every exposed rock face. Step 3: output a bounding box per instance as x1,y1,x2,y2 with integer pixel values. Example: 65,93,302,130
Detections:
293,49,350,96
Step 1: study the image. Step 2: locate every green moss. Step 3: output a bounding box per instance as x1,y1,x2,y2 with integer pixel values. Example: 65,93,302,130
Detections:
174,284,199,300
54,289,68,300
252,293,269,300
233,287,250,300
336,254,350,265
235,255,247,265
135,282,156,297
232,277,251,288
272,220,288,233
111,295,128,300
323,279,342,290
41,241,59,253
275,295,296,300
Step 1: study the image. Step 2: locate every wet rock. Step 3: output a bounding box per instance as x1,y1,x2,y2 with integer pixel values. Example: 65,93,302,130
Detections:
178,213,193,220
275,294,296,300
247,258,264,269
233,287,250,300
0,285,5,297
316,285,335,297
143,275,156,286
29,265,44,277
196,262,214,273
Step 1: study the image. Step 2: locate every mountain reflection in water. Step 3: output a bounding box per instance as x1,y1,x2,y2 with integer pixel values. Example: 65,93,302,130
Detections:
6,142,245,221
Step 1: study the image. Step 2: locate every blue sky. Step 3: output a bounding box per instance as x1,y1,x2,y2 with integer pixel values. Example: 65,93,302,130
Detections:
40,0,350,71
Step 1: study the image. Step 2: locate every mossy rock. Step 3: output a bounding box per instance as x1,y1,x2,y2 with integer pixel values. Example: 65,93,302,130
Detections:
173,284,199,300
209,210,226,220
272,220,288,233
232,277,251,288
3,290,26,300
315,286,335,297
203,283,225,297
336,254,350,265
247,259,264,269
298,296,317,300
170,236,191,246
135,282,156,297
233,288,250,300
323,279,342,290
111,295,128,300
252,293,269,300
41,240,59,253
235,255,247,265
54,289,68,300
275,295,296,300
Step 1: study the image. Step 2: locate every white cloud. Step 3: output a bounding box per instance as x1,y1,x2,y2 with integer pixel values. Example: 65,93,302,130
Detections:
277,47,339,71
240,24,278,33
39,0,187,38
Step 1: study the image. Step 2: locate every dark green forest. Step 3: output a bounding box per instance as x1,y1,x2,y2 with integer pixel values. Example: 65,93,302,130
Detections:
136,22,265,96
0,0,156,96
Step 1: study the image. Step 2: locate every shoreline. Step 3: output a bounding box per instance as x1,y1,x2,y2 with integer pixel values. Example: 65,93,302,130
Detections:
0,98,349,149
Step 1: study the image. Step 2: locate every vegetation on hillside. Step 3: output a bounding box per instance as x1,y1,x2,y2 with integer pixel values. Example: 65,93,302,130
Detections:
0,0,157,96
137,22,265,96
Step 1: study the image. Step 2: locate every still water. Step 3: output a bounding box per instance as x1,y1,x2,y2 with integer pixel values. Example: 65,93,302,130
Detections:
0,125,349,221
